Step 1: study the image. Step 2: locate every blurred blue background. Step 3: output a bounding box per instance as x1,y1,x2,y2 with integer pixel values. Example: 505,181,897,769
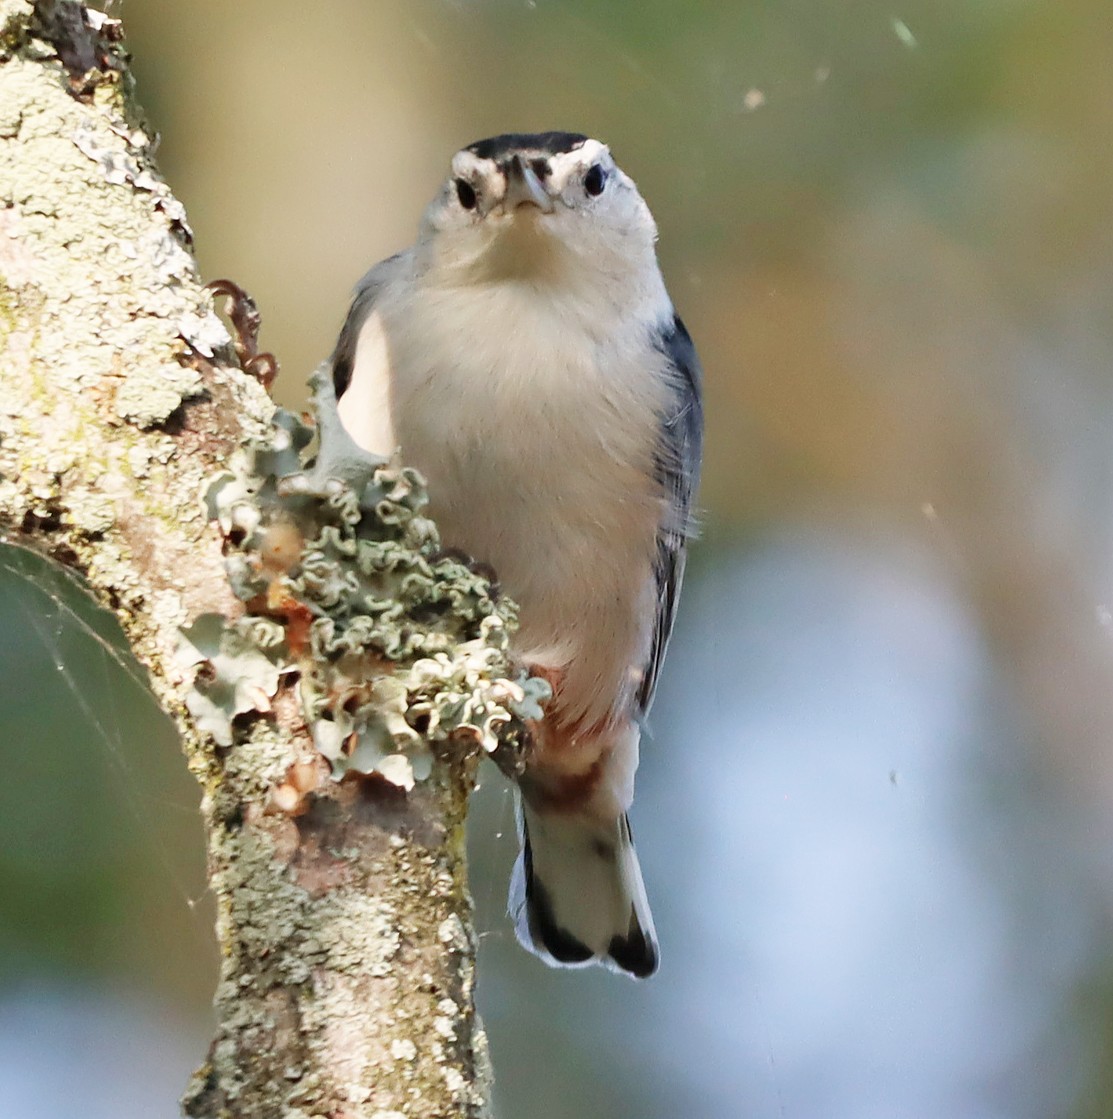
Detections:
5,0,1113,1115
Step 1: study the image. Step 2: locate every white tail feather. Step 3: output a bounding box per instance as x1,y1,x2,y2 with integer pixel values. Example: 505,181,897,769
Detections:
509,797,659,978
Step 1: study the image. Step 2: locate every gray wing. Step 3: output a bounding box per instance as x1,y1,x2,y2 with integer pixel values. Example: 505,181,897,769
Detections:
330,254,404,398
636,314,704,717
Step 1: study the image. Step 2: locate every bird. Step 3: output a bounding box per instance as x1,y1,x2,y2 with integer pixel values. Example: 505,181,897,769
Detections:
330,131,702,977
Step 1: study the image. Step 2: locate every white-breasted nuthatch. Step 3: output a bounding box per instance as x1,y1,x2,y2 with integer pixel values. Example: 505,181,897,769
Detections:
331,132,703,977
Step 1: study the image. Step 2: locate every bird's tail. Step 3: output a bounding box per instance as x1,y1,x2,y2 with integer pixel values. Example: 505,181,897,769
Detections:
509,797,659,978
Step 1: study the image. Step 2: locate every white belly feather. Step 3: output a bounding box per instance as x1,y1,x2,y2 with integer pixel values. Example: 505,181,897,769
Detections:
340,277,669,731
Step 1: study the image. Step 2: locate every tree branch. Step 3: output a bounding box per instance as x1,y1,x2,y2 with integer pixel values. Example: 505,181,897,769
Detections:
0,4,500,1115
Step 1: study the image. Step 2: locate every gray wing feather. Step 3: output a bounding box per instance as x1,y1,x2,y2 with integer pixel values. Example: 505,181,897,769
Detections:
636,315,704,716
330,254,404,397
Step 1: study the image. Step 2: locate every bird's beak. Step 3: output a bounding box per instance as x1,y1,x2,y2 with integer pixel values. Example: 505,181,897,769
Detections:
503,155,554,214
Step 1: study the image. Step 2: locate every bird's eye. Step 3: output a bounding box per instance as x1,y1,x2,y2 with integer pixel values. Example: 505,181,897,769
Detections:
584,164,607,196
455,179,477,210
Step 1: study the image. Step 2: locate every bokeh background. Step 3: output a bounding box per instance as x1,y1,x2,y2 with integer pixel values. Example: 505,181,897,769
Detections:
4,0,1113,1115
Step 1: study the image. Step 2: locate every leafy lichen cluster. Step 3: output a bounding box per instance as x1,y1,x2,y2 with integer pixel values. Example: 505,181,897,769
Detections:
178,370,549,793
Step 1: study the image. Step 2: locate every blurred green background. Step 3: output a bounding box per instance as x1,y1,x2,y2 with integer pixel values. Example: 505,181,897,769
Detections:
5,0,1113,1115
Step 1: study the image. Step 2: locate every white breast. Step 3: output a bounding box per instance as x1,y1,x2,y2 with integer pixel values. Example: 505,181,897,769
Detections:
344,270,671,731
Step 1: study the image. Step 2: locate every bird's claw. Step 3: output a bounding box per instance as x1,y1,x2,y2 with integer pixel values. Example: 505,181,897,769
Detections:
206,278,279,392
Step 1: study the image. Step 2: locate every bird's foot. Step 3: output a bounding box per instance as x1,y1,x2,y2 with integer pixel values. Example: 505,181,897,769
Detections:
206,278,279,391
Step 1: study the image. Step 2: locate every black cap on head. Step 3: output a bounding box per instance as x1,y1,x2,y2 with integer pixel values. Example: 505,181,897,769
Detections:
466,132,589,163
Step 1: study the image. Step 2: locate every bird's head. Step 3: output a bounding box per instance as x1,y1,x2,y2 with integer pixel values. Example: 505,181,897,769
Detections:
415,132,661,291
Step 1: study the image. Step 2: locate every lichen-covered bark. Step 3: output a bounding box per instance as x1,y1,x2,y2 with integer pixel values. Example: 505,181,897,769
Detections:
0,3,492,1116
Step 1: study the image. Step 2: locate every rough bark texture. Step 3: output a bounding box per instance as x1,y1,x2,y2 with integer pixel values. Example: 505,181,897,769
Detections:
0,4,492,1116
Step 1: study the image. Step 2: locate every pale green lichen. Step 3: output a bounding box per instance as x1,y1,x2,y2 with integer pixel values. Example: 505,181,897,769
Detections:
178,612,284,747
0,0,32,52
0,28,216,428
181,368,549,789
114,359,203,427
